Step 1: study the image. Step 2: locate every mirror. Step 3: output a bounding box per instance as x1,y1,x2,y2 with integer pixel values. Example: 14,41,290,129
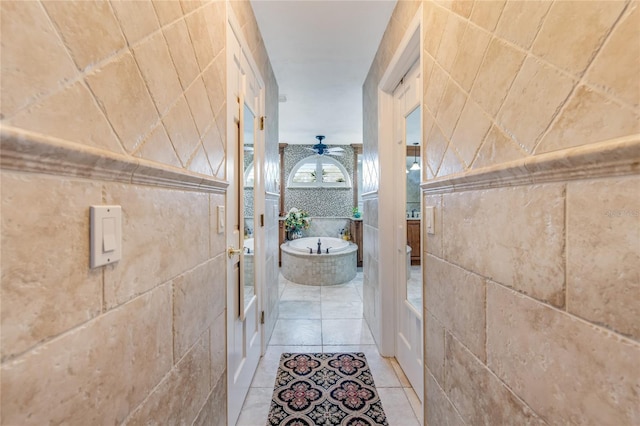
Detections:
242,102,256,313
404,106,422,313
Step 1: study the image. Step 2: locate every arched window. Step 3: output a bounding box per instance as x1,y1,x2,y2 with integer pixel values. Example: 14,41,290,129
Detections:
287,156,351,188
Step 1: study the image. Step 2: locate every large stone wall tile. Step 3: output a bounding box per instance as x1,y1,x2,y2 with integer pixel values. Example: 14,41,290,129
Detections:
443,184,565,307
532,1,626,76
85,52,158,153
185,8,215,72
426,371,465,426
1,285,173,425
423,2,449,57
110,0,160,46
133,122,182,167
185,76,215,137
487,282,640,425
152,0,184,26
471,37,526,117
132,31,183,116
163,19,201,90
469,0,505,32
450,23,491,92
566,176,640,340
43,0,126,70
174,257,225,359
210,311,226,388
0,1,78,117
436,13,467,74
497,56,576,153
162,95,201,166
445,332,546,425
535,84,640,154
124,332,211,425
472,124,527,169
450,98,492,167
425,255,486,360
103,184,209,308
423,194,442,257
8,81,123,154
1,173,103,360
436,79,467,139
425,121,449,174
194,374,227,426
425,311,445,384
585,4,640,108
436,145,464,177
495,1,552,50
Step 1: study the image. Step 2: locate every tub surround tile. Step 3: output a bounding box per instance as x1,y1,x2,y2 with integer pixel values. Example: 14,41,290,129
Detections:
1,285,173,425
0,1,78,118
487,282,640,425
443,184,565,307
1,173,103,360
566,176,640,340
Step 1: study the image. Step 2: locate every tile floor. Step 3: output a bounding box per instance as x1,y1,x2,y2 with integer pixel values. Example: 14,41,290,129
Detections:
237,270,423,425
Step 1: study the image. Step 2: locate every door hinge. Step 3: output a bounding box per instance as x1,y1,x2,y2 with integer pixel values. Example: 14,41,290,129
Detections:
260,116,265,130
260,311,265,324
260,214,265,227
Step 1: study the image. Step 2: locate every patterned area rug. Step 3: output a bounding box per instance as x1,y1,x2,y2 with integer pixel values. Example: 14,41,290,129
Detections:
267,352,388,426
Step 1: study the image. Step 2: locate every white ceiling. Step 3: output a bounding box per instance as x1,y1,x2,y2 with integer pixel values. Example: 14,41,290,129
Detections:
250,0,397,145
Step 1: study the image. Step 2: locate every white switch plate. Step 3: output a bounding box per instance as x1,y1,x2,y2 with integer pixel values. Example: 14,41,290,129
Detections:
426,206,435,235
90,205,122,268
217,205,225,234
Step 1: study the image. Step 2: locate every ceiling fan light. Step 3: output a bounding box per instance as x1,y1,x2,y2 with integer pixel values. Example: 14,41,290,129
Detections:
410,161,421,171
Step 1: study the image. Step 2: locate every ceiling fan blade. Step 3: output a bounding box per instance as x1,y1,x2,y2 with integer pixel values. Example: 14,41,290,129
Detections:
326,147,345,152
327,152,344,156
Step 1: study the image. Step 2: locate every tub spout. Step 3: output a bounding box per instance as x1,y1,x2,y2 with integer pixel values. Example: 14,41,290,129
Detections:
317,238,322,254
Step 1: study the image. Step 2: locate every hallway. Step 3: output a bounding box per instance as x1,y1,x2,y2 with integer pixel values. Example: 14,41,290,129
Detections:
236,271,423,425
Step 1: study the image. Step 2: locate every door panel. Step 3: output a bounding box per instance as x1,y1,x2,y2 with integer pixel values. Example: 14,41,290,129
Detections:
227,25,263,425
393,60,423,402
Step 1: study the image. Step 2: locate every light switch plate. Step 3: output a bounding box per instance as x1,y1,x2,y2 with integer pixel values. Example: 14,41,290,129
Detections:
90,205,122,268
426,206,435,235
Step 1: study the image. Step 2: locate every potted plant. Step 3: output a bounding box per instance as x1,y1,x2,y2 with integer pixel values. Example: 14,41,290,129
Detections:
284,207,310,240
352,207,362,218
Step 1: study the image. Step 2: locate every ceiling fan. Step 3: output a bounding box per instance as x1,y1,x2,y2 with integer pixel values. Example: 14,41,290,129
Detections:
308,135,345,156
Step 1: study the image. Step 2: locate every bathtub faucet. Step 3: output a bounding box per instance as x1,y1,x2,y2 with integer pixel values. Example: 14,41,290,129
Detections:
317,238,322,254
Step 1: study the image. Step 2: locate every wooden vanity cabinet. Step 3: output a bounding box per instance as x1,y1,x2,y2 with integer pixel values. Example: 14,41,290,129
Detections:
406,220,421,265
349,219,363,267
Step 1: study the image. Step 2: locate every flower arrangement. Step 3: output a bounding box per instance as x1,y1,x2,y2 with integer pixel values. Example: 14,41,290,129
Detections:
284,207,311,234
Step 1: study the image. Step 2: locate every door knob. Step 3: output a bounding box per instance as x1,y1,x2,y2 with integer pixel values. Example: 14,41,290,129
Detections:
228,247,242,258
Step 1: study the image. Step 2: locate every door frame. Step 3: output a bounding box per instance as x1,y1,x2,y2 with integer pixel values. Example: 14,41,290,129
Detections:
226,5,266,425
377,1,423,396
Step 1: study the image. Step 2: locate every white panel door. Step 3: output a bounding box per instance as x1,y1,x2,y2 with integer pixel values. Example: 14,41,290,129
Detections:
393,60,423,402
227,23,263,425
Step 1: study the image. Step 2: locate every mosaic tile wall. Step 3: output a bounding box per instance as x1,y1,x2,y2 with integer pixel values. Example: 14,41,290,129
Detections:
284,145,355,217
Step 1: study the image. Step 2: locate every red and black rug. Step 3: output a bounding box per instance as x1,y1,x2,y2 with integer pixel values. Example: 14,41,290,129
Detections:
267,352,388,426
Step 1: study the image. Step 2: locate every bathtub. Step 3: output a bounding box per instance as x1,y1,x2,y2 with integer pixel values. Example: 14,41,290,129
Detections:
280,237,358,286
287,237,350,254
243,238,254,254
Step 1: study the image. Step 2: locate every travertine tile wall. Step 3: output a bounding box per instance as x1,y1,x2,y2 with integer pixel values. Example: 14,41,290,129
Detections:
1,0,278,423
363,1,639,424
